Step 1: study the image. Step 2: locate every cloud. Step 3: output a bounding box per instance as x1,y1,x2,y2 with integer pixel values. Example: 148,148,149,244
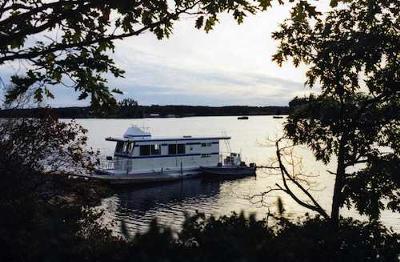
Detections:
109,61,306,106
106,7,312,106
109,44,307,106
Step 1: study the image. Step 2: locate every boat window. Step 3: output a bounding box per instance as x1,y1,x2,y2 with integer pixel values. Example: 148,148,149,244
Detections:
140,145,151,156
168,144,185,155
140,144,161,156
150,144,161,155
125,142,133,154
177,144,185,154
168,144,177,155
201,143,212,147
115,142,124,153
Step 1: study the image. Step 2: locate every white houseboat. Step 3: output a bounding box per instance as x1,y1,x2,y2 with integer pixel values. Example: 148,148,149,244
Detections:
92,126,232,184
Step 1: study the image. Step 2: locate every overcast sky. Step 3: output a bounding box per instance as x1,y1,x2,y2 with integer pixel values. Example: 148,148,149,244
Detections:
1,2,329,107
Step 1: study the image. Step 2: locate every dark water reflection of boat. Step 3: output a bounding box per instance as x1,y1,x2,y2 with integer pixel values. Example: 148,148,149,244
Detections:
102,176,256,233
116,178,221,213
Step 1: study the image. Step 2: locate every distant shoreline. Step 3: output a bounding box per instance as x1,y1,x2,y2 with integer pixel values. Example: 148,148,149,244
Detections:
0,105,289,119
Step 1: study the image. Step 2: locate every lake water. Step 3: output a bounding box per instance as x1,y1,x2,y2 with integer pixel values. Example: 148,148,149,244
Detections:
76,116,399,233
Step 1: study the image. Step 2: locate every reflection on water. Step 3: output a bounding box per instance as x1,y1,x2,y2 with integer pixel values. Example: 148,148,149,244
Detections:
101,177,261,233
75,116,400,233
116,178,222,217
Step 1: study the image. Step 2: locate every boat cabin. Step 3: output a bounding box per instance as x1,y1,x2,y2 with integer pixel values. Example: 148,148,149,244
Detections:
104,126,230,174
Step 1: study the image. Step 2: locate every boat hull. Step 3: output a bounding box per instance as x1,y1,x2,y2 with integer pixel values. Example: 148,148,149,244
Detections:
200,166,256,177
91,168,202,185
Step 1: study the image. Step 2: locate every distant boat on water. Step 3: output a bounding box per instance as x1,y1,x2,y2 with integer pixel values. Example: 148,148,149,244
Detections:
237,116,249,120
273,116,284,119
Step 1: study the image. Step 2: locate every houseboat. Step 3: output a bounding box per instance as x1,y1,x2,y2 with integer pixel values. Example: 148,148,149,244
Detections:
92,126,232,184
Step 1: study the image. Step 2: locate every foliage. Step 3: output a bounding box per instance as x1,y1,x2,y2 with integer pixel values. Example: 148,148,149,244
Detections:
0,109,98,175
0,164,120,261
284,95,400,221
0,0,277,110
118,212,400,262
117,98,141,118
286,94,400,165
274,0,399,98
0,111,120,261
271,0,400,223
344,154,400,219
178,212,273,261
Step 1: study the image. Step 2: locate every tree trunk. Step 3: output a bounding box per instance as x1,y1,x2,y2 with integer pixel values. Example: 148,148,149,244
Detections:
330,136,346,227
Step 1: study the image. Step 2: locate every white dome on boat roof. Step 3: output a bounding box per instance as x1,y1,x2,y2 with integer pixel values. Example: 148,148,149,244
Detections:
123,126,151,139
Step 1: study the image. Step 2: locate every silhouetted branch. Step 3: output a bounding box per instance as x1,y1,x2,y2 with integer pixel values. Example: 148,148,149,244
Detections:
275,138,330,219
247,187,282,207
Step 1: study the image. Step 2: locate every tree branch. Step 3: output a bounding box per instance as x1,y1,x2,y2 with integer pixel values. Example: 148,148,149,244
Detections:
275,138,330,219
0,1,200,64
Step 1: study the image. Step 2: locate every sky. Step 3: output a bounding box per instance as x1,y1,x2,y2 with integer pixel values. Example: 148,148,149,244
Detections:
0,2,328,107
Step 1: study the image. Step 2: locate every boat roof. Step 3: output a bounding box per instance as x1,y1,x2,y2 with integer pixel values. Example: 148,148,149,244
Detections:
123,126,151,138
106,136,231,143
106,126,230,143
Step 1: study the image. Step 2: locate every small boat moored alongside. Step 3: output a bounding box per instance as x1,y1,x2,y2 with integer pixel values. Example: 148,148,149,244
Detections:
200,153,256,177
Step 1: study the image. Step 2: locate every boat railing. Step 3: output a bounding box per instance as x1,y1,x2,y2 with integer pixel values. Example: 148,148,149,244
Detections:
219,151,243,166
98,159,114,170
97,158,129,171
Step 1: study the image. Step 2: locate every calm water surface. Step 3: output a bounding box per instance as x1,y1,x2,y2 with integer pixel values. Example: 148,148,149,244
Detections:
76,116,399,233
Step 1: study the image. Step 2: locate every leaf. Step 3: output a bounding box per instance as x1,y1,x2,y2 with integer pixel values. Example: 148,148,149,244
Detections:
258,0,272,10
44,88,55,99
78,92,88,100
205,16,218,33
34,88,43,102
111,88,123,94
195,16,204,29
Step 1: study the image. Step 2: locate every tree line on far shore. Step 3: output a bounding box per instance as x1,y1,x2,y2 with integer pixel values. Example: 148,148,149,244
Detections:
0,100,288,118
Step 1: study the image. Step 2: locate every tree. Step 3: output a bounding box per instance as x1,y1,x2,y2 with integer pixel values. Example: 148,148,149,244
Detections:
270,0,400,226
118,98,141,117
0,109,98,175
0,110,121,261
0,0,274,110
